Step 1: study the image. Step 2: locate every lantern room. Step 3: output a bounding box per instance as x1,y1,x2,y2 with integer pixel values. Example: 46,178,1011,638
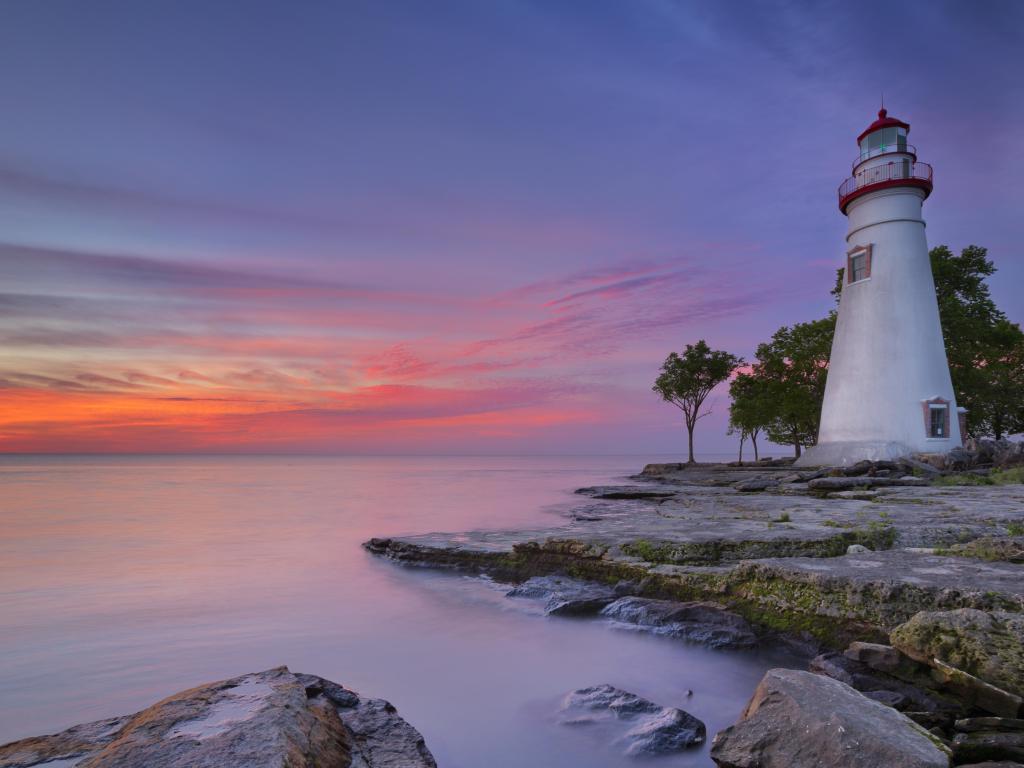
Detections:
857,108,911,163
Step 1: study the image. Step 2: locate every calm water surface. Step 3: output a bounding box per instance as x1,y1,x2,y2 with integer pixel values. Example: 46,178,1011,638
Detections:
0,455,797,766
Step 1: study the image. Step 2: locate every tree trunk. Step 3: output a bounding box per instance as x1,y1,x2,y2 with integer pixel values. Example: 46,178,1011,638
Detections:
793,432,801,458
738,435,745,464
687,425,695,464
752,434,759,461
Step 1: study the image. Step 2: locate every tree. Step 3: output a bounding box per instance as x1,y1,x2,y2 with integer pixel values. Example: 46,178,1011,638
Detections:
728,372,772,462
748,316,835,457
653,341,743,463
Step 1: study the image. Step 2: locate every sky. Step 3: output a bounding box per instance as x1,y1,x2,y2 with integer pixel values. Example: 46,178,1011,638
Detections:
1,0,1022,455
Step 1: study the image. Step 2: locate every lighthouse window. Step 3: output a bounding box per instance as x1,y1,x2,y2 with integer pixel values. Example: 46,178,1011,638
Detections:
850,253,867,282
929,405,948,438
847,245,871,284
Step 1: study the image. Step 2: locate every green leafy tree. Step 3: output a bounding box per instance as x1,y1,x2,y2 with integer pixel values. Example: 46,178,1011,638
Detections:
653,341,743,463
728,372,772,462
749,316,836,457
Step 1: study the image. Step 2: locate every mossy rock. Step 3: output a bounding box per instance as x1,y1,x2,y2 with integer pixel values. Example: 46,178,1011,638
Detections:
890,609,1024,700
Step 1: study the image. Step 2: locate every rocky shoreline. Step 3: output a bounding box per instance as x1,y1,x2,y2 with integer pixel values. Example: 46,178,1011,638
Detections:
365,452,1024,766
5,451,1021,766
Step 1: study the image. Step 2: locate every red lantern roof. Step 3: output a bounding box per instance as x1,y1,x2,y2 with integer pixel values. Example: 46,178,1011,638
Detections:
856,108,910,144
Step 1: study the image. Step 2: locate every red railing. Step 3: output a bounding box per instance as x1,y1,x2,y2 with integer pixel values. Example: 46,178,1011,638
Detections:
838,160,933,210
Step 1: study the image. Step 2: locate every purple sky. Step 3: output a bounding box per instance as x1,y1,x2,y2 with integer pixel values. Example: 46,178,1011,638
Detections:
1,1,1022,454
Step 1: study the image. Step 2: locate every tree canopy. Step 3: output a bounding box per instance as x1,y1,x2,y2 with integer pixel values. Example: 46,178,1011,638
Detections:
653,340,743,463
743,315,835,457
728,371,773,461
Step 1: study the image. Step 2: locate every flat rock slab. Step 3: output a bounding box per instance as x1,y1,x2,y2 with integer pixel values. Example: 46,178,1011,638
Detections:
368,468,1024,566
738,551,1024,611
600,597,757,649
0,667,435,768
559,684,705,756
710,668,950,767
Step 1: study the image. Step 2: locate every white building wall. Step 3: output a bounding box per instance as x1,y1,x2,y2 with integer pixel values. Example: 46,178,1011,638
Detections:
798,185,961,466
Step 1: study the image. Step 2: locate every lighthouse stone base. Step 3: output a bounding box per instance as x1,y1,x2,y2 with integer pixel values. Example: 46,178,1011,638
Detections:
795,440,939,468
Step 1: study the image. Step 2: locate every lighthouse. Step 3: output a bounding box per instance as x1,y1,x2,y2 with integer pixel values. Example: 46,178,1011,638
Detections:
798,108,961,467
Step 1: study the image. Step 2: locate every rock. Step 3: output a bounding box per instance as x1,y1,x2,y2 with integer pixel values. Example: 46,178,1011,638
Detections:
955,762,1024,768
295,674,436,768
994,441,1024,469
575,486,676,500
559,684,705,756
0,667,436,768
809,651,961,715
965,438,999,465
890,609,1024,701
710,669,951,768
956,718,1024,733
809,653,855,685
842,460,876,477
953,731,1024,764
847,544,871,554
733,478,779,492
946,447,976,472
808,476,929,491
506,575,617,616
900,457,944,477
600,597,758,649
844,641,911,675
929,659,1023,719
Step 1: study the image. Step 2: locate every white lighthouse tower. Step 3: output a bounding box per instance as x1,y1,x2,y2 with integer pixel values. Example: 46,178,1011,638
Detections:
798,108,961,467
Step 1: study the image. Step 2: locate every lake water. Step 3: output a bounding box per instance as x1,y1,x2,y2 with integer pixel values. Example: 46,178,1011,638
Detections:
0,455,798,766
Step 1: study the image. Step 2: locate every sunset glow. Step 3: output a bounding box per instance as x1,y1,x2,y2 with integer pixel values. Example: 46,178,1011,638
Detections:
2,2,1022,453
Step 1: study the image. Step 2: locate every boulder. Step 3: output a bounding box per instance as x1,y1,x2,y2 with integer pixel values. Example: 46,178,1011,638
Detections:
0,667,436,768
844,641,922,677
994,441,1024,469
965,438,998,465
809,651,962,715
710,668,951,768
953,731,1024,764
899,457,944,477
890,610,1024,702
506,575,617,616
559,684,705,756
600,597,758,649
930,660,1023,719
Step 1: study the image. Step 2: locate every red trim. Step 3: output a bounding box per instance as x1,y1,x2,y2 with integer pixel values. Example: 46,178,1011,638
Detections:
840,177,932,212
857,108,910,143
